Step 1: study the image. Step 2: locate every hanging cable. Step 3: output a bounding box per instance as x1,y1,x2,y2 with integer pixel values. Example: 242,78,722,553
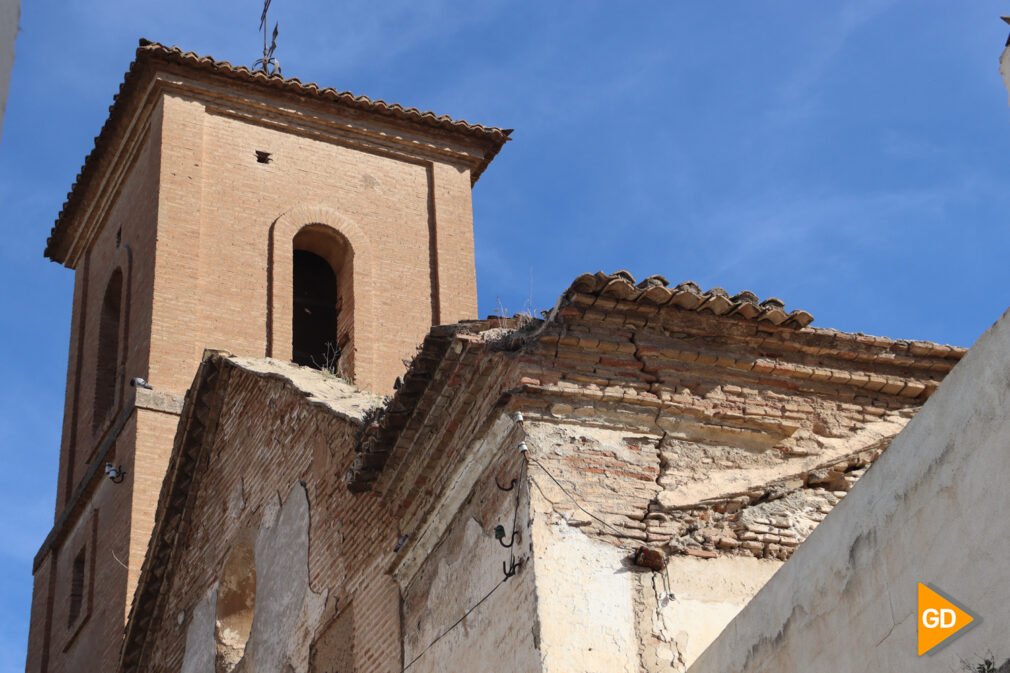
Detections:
499,451,527,578
403,417,651,671
402,414,530,671
402,577,507,671
511,415,624,538
527,455,627,538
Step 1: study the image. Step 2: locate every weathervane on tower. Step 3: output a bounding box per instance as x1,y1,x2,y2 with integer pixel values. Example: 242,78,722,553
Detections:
255,0,281,75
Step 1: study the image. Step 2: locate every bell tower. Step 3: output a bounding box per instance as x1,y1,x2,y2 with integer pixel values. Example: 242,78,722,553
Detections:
26,40,508,673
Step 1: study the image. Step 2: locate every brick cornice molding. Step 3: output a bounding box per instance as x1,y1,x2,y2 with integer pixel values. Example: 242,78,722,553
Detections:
47,49,506,267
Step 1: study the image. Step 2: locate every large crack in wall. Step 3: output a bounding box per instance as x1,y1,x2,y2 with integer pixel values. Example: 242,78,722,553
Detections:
521,407,909,672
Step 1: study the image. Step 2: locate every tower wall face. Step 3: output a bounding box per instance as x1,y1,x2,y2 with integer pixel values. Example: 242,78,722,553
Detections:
29,65,489,673
149,89,479,395
53,103,164,514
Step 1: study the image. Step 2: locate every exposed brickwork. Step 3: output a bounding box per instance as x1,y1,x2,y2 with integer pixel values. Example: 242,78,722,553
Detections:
349,272,964,574
116,267,964,672
122,355,538,673
122,357,397,673
661,445,882,560
506,276,960,564
28,41,970,673
31,44,503,673
45,41,509,264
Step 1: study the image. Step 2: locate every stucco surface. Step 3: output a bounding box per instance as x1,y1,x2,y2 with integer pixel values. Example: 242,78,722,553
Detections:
180,587,217,673
244,484,327,673
652,557,780,668
533,518,637,673
531,499,781,672
401,437,540,673
177,483,328,673
689,308,1010,673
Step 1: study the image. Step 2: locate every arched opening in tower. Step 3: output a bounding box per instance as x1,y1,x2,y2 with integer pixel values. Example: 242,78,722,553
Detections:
292,249,339,370
93,268,123,432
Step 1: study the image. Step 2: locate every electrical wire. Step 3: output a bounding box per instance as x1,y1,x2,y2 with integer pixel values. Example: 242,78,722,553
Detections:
528,456,627,537
111,548,130,570
404,424,631,669
402,425,633,671
403,441,528,671
402,576,508,671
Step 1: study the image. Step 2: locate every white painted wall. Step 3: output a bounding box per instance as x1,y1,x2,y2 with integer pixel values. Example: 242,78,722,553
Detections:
0,0,18,138
689,308,1010,672
531,510,781,673
401,435,541,673
533,519,638,673
656,557,780,668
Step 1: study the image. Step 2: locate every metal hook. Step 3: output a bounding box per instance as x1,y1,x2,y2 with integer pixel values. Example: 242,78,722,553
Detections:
502,557,521,580
495,477,517,491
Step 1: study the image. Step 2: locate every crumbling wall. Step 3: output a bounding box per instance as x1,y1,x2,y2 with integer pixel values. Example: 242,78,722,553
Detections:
180,585,217,673
520,406,908,671
134,359,401,673
636,556,779,670
177,484,326,673
532,515,638,673
687,310,1010,672
244,484,328,673
401,437,540,673
654,441,889,561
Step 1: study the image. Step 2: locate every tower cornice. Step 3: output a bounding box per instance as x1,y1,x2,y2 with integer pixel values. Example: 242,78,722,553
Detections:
45,39,511,267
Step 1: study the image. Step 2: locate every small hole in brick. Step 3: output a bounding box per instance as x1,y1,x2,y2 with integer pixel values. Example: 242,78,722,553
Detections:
255,150,272,164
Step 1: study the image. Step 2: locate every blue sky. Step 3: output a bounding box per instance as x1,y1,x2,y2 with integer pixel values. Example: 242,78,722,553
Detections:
1,1,1009,669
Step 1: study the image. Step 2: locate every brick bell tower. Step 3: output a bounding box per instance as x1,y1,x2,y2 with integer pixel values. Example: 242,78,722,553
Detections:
26,40,509,673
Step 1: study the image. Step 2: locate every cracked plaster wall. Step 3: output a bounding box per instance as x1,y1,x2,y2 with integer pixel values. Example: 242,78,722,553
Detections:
688,308,1010,673
521,406,907,671
401,444,540,673
532,516,637,673
636,556,779,671
528,466,780,673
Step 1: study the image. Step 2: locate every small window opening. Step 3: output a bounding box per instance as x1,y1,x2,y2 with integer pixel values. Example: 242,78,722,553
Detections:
216,532,256,672
68,547,86,627
293,250,339,371
255,150,272,164
93,269,123,433
115,227,122,248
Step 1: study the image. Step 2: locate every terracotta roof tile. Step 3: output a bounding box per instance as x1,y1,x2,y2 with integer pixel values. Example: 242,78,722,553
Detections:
134,40,511,140
45,39,511,264
565,271,816,329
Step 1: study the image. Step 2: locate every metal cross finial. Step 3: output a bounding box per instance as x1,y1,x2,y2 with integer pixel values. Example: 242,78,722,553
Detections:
255,0,282,75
